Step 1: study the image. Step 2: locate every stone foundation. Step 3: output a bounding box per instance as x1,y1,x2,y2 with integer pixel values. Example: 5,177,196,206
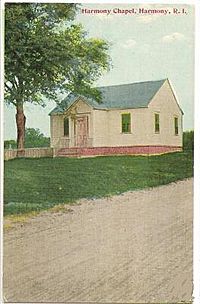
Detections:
57,145,182,157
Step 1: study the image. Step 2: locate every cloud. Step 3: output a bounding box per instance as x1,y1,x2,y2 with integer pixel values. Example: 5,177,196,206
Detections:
136,15,159,24
121,39,137,49
162,32,186,43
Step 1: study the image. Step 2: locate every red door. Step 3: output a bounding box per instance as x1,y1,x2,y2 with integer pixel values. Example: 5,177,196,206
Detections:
75,116,88,147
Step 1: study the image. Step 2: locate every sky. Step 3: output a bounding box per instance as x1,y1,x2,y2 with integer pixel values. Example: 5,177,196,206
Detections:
4,3,194,139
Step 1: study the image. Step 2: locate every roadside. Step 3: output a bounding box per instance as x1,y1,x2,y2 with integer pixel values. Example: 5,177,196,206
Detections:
4,178,193,303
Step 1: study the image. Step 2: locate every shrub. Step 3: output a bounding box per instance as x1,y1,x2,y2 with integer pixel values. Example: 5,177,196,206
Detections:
4,140,17,149
183,130,194,151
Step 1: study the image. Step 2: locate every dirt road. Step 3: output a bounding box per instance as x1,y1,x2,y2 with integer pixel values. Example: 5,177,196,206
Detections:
4,178,193,303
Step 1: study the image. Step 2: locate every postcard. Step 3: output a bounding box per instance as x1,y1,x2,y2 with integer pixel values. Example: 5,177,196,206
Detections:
1,1,198,303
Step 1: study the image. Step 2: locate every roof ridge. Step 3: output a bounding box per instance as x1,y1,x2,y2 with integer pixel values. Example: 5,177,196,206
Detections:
97,78,167,90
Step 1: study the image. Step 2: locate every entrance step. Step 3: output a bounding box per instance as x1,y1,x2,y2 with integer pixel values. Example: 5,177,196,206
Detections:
57,148,81,157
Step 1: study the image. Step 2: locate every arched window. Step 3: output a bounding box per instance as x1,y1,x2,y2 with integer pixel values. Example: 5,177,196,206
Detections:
64,117,69,136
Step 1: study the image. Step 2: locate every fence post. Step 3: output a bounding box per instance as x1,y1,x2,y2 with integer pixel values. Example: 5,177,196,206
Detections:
17,149,25,158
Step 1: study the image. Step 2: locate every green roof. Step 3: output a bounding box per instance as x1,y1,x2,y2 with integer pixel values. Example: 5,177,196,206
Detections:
49,79,167,115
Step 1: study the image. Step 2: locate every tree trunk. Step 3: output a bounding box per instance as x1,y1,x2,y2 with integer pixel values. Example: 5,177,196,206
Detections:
16,103,26,156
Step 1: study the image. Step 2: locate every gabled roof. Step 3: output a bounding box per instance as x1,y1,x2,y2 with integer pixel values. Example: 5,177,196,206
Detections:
49,79,167,115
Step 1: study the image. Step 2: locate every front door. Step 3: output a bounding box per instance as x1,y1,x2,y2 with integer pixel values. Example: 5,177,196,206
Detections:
75,116,88,147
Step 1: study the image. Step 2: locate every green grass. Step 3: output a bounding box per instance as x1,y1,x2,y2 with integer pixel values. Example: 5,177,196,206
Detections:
4,151,193,215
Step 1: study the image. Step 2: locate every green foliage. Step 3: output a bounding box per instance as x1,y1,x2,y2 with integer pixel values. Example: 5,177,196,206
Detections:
25,128,50,148
5,3,111,105
4,152,193,215
4,128,50,148
183,130,194,151
4,140,17,149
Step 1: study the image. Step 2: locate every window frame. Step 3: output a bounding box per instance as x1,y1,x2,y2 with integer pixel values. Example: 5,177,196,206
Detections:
121,113,131,133
154,113,160,134
174,116,179,135
64,117,69,137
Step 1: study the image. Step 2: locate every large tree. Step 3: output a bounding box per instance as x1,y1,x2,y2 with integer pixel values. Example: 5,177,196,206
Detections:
5,3,110,152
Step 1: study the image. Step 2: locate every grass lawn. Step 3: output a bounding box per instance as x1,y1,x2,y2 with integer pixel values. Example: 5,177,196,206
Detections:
4,151,193,215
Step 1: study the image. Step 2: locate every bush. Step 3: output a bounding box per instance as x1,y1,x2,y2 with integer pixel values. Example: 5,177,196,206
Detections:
25,128,50,148
4,140,17,149
4,128,50,149
183,130,194,151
